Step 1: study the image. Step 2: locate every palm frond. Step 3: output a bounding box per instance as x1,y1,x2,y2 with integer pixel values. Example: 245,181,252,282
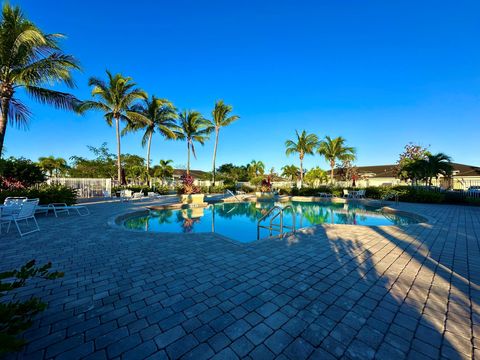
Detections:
25,86,79,110
7,98,31,129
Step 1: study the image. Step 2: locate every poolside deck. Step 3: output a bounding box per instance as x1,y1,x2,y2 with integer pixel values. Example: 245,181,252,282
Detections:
1,198,479,359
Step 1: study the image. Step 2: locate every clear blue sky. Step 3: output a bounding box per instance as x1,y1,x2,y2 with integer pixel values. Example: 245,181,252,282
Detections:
6,0,480,171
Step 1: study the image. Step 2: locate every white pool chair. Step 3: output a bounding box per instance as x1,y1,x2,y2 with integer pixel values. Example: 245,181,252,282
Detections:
2,197,27,216
49,203,90,217
132,192,146,200
120,190,132,202
356,190,366,199
0,198,40,236
318,192,333,198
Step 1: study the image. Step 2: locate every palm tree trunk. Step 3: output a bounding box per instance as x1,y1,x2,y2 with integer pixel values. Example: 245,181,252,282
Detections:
330,160,335,184
187,140,191,175
0,97,10,158
299,156,304,188
115,116,123,185
212,129,219,186
146,132,152,186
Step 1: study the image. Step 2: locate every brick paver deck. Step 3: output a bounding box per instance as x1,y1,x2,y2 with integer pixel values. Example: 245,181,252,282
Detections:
1,199,479,359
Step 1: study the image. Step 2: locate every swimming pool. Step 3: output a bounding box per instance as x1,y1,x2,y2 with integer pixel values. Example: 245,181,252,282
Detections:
122,201,420,243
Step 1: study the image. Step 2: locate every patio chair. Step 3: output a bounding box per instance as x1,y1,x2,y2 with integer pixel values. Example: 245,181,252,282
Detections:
49,203,90,217
102,190,112,199
0,198,40,236
120,190,132,202
342,189,351,198
132,192,146,200
318,192,333,198
147,192,161,198
356,190,366,199
2,197,27,216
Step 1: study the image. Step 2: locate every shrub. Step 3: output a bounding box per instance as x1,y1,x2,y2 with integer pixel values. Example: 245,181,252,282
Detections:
0,158,45,187
155,185,171,195
239,184,254,193
209,185,225,194
0,260,64,355
0,184,77,205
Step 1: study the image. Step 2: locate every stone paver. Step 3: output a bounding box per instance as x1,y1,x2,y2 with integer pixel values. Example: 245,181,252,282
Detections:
1,198,479,359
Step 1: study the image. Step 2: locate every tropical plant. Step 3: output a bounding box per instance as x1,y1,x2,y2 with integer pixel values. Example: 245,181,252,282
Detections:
247,160,265,179
176,110,212,175
318,136,356,183
76,71,147,184
0,4,80,157
209,100,239,185
38,156,67,177
154,159,174,184
285,130,319,187
69,143,116,178
123,96,178,180
400,152,453,186
0,260,64,354
304,166,328,187
396,142,430,180
281,164,299,181
0,157,45,186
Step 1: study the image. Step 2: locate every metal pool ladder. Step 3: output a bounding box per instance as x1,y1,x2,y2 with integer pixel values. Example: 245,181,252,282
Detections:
257,205,296,240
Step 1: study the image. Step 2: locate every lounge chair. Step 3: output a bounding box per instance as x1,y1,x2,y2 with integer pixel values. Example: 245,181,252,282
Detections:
318,192,333,198
102,190,112,199
356,190,366,199
120,190,132,202
0,198,40,236
36,203,90,217
342,189,352,198
132,192,146,200
147,192,161,198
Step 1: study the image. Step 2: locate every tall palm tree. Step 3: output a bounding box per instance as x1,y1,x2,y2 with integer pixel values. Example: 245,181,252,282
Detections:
0,4,80,157
318,136,356,183
281,164,299,181
210,100,240,185
248,160,265,178
76,71,147,184
285,130,319,187
123,96,178,181
176,110,213,175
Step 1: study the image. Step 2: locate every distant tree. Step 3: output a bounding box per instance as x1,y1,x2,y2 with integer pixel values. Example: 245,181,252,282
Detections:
38,156,68,177
0,4,80,157
247,160,265,179
318,136,356,183
154,159,174,184
304,167,328,187
0,157,45,187
69,143,116,178
401,152,453,186
396,142,430,181
209,100,240,186
176,110,213,175
76,71,147,184
281,164,299,181
285,130,319,188
216,163,249,183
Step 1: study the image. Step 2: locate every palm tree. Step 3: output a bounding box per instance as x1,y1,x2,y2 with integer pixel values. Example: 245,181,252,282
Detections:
281,164,299,181
304,166,328,187
285,130,319,187
318,136,356,184
76,71,147,184
0,4,80,157
154,159,174,184
248,160,265,178
176,110,213,175
210,100,240,186
123,96,178,182
38,156,68,177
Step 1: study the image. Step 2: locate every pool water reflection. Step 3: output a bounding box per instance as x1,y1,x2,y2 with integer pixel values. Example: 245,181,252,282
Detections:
123,201,419,243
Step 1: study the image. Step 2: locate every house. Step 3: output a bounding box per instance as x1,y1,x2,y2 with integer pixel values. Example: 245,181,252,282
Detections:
334,163,480,190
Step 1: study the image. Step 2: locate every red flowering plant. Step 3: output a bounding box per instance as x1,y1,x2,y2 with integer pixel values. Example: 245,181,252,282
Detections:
0,176,26,191
260,176,272,193
180,173,201,195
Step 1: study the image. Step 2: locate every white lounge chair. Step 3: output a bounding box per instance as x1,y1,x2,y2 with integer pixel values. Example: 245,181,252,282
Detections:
356,190,366,199
342,189,351,198
36,203,90,217
2,197,27,216
120,190,132,202
147,192,161,198
0,198,40,236
132,192,146,200
102,190,112,199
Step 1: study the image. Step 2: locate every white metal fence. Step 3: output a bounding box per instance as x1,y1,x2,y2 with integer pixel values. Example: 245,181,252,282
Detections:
48,178,112,198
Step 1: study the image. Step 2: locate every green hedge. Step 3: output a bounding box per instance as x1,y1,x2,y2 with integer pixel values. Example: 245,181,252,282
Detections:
0,185,77,205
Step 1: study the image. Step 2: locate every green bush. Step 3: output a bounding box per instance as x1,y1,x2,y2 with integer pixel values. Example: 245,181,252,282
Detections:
0,184,77,205
155,185,171,195
209,185,225,194
239,185,254,193
0,157,45,187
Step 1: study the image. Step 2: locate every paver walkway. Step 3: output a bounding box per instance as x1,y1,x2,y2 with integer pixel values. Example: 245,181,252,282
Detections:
1,199,479,359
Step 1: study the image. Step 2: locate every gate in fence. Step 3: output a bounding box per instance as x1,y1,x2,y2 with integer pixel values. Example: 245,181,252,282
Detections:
48,178,112,198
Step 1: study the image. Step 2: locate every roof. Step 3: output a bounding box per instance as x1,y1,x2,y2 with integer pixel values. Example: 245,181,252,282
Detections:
334,163,480,178
172,169,208,178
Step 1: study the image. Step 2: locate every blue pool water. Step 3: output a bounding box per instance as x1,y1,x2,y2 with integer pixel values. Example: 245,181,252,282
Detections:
123,201,419,243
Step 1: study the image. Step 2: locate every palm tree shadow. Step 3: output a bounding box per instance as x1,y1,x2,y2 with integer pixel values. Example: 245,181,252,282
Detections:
281,224,464,359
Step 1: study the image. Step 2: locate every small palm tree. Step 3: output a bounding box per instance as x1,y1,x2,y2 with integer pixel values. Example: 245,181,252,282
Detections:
124,96,178,182
285,130,319,187
0,4,80,157
38,156,68,177
154,159,174,184
76,71,147,184
248,160,265,178
176,110,213,175
281,164,299,181
210,100,239,186
318,136,356,183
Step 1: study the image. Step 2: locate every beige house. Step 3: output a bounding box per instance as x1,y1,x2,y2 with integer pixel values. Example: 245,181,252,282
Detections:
334,163,480,190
